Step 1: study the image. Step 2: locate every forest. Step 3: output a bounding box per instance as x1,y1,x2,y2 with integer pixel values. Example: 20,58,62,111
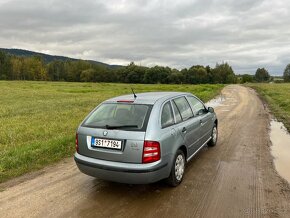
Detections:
0,51,237,84
2,50,288,84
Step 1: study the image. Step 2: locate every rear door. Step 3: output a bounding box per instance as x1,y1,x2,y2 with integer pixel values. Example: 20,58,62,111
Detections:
78,128,146,163
159,101,179,157
172,97,201,156
77,103,152,164
186,96,212,144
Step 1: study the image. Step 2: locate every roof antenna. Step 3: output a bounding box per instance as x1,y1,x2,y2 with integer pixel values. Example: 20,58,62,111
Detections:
131,88,137,99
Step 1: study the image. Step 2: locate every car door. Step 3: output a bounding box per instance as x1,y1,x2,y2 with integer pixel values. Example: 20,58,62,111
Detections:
172,96,201,157
159,101,180,157
186,96,212,145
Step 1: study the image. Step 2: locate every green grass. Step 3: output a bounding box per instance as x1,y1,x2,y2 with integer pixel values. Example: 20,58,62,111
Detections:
0,81,224,183
247,83,290,131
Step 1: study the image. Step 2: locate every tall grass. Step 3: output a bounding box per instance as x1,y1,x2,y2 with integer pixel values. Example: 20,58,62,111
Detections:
247,83,290,131
0,81,224,183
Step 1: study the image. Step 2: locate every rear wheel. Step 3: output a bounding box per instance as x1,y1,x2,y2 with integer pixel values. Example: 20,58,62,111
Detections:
167,150,185,187
208,124,218,147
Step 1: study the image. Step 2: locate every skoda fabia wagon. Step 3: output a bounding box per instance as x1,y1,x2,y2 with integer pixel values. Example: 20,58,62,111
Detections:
74,92,218,186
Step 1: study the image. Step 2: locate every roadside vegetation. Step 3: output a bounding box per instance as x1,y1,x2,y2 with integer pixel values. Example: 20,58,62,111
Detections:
247,83,290,131
0,81,224,183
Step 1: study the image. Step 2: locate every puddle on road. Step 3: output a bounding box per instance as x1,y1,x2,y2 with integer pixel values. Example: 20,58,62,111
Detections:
270,120,290,184
206,95,226,108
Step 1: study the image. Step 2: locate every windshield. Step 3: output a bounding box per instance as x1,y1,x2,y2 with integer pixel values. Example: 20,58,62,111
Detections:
82,103,152,131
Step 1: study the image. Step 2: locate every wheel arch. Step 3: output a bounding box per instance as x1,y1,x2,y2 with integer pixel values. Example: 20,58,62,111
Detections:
178,145,188,160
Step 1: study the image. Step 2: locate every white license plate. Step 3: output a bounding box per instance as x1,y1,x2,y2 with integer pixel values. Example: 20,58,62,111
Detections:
91,137,122,150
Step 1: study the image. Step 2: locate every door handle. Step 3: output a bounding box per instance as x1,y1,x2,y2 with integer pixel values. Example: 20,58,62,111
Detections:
182,127,187,133
200,120,204,126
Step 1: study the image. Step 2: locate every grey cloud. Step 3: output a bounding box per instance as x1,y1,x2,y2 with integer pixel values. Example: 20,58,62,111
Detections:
0,0,290,75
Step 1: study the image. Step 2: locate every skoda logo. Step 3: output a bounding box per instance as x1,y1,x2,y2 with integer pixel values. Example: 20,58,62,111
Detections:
103,131,108,136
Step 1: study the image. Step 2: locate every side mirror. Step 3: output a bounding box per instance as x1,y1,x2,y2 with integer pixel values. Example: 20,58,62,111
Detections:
208,107,214,113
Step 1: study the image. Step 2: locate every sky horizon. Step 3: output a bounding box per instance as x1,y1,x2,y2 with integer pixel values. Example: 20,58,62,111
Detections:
0,0,289,76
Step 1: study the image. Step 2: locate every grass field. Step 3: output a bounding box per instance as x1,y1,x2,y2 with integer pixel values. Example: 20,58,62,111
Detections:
0,81,224,183
247,83,290,131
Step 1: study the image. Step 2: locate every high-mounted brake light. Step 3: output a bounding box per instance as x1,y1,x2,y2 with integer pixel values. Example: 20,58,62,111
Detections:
142,141,161,163
117,100,134,103
75,133,79,153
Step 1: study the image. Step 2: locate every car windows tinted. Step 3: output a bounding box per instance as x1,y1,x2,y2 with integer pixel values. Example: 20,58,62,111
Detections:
172,101,182,123
187,96,206,116
161,102,175,128
83,103,151,131
173,97,193,121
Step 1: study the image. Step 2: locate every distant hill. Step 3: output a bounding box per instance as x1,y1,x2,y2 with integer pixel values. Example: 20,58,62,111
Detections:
0,48,122,69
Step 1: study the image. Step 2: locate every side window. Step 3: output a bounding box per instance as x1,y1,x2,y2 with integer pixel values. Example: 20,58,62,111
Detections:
161,102,175,128
172,101,182,123
187,96,206,116
173,97,193,121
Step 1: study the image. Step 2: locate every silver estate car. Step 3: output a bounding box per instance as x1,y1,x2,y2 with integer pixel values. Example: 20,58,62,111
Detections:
74,92,218,186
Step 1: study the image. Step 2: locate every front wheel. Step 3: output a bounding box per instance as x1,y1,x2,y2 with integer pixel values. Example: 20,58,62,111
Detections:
167,150,185,187
208,124,218,147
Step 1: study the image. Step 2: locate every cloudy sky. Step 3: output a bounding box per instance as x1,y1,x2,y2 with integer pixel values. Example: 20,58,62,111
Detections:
0,0,289,75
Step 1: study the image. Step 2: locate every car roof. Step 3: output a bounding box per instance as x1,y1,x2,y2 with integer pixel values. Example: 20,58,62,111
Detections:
104,92,193,105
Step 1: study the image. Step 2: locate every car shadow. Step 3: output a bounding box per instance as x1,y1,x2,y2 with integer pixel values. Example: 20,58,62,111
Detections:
73,178,174,217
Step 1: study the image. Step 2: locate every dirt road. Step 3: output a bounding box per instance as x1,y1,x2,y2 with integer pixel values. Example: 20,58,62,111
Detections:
1,85,290,218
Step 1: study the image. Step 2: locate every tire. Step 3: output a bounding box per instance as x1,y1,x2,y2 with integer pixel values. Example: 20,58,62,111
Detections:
167,150,185,187
208,124,218,147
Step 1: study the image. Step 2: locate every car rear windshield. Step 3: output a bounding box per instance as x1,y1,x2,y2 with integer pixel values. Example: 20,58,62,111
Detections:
82,103,152,131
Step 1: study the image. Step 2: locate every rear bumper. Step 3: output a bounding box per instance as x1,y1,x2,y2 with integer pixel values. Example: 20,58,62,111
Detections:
74,152,170,184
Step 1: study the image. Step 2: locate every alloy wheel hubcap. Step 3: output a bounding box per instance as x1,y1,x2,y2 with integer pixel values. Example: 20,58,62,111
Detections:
175,154,185,181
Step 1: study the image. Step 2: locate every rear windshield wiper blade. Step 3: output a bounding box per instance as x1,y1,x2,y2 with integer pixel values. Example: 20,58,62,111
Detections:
105,125,138,129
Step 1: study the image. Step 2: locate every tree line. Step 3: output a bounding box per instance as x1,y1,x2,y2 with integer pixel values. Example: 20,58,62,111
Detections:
239,66,290,83
0,51,237,84
239,68,271,83
1,50,289,84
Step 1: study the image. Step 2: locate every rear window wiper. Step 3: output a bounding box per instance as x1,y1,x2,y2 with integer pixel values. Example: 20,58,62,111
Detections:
105,125,138,129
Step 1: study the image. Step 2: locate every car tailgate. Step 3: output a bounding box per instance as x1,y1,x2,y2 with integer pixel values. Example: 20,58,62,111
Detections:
77,127,145,164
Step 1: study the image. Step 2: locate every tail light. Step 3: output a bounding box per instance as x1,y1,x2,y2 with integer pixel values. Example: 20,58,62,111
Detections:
75,133,79,153
142,141,161,163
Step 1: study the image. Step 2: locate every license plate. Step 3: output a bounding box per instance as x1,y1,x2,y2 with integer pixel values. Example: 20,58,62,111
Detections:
91,137,122,150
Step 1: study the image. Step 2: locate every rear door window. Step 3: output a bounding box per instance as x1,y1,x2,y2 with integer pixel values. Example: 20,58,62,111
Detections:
173,97,193,121
172,101,182,123
161,102,175,128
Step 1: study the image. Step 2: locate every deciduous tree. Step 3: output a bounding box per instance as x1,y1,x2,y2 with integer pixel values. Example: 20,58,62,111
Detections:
283,64,290,82
254,68,270,82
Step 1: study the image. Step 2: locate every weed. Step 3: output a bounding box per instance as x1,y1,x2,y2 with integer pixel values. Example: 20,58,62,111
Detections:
247,83,290,132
